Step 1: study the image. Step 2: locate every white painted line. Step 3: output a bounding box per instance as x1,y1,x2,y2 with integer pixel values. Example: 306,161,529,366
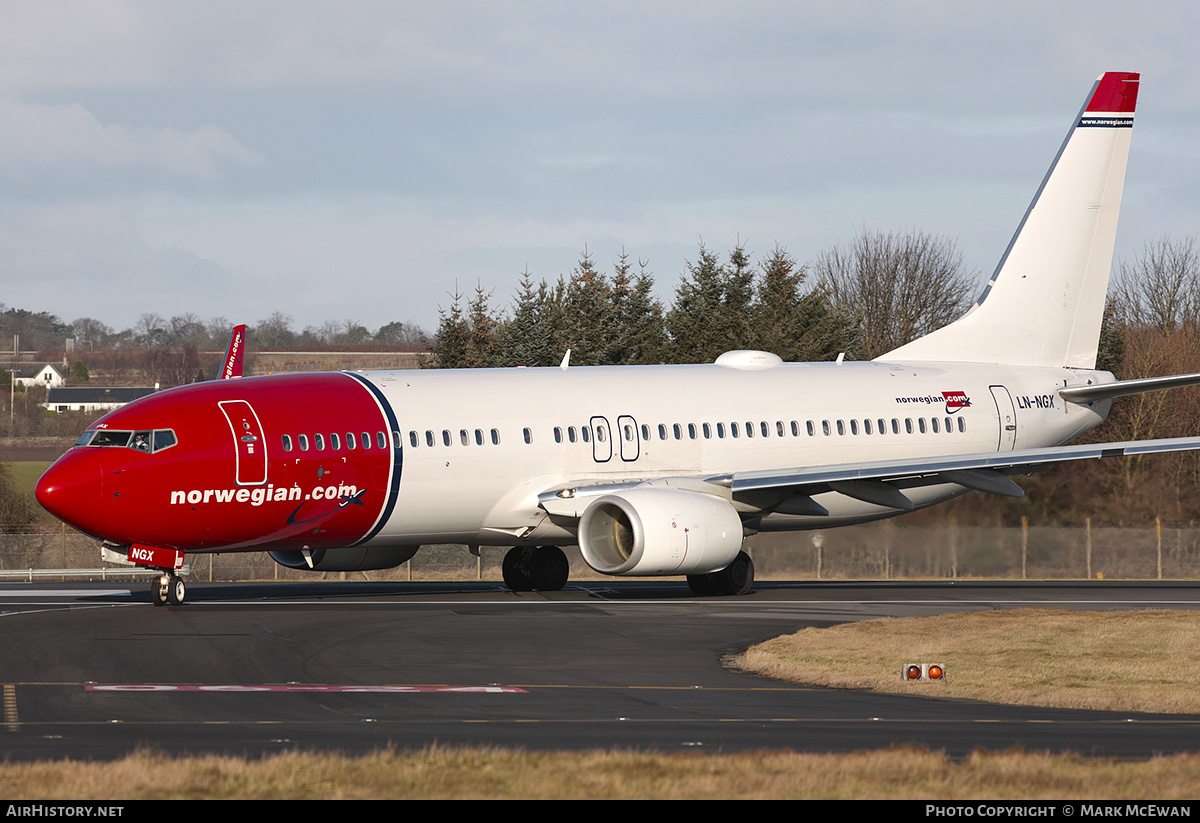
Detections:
87,685,527,693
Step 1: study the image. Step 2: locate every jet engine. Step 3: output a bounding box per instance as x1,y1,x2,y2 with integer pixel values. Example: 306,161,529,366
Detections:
577,488,743,576
269,545,419,572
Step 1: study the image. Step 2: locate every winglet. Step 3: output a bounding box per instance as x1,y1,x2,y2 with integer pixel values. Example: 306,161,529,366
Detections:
221,324,246,379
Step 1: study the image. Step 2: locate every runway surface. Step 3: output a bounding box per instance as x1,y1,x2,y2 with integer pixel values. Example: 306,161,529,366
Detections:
1,578,1198,760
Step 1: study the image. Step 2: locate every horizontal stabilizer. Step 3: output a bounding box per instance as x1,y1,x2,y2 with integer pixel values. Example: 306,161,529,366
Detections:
1060,372,1200,404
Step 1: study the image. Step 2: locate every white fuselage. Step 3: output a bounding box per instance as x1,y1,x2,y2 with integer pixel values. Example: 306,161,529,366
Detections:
358,359,1112,546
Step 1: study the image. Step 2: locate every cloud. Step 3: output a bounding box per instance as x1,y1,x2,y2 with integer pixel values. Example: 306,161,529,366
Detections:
0,98,260,186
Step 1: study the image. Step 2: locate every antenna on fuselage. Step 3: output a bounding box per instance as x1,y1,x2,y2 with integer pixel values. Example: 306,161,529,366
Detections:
560,349,571,371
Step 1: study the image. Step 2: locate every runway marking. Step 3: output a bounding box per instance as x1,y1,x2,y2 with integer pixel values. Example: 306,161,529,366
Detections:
3,684,17,732
0,589,132,597
87,684,528,693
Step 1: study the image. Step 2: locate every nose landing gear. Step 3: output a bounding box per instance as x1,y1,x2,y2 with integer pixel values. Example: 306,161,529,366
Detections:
150,573,187,607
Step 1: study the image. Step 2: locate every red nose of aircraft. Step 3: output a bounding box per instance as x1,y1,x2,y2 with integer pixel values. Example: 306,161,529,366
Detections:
35,451,105,538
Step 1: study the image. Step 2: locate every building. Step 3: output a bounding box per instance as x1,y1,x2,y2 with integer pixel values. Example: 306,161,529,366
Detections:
4,363,66,388
44,387,157,413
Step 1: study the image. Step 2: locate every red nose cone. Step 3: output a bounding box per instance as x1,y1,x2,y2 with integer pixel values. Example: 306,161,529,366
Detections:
35,452,103,535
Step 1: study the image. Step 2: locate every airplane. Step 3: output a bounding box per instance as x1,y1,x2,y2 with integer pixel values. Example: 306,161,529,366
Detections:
34,71,1200,606
220,324,246,380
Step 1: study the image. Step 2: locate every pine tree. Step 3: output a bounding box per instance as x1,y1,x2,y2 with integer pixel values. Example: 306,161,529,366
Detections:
426,286,470,369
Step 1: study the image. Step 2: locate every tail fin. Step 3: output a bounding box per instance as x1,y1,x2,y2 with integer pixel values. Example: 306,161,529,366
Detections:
221,324,246,379
880,72,1139,369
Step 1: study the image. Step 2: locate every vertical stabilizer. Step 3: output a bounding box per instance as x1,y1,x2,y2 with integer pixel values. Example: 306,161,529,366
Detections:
880,72,1139,368
221,324,246,379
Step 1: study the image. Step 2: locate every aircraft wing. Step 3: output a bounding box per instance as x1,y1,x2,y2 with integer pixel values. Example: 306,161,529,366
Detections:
538,435,1200,518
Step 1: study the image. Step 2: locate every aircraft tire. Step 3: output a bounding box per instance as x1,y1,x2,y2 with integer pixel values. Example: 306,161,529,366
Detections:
712,551,754,596
686,573,720,596
167,575,186,606
502,546,536,592
531,546,569,591
151,575,167,607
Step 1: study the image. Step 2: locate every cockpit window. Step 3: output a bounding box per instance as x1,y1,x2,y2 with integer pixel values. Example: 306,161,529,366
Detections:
76,429,178,453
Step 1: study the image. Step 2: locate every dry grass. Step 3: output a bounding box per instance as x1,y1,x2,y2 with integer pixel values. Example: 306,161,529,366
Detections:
735,609,1200,714
5,746,1200,799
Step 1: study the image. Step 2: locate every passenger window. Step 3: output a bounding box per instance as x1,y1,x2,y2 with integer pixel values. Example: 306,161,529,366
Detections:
931,418,940,433
554,426,563,444
850,420,858,435
523,427,533,444
568,426,577,443
822,420,831,436
864,419,872,435
730,422,739,438
377,431,387,449
331,433,341,450
363,432,371,448
475,429,484,445
409,431,418,448
282,434,293,452
807,421,815,436
582,427,590,443
426,430,435,447
688,423,697,440
919,418,927,434
442,430,451,447
491,428,501,444
348,432,357,449
460,429,470,446
673,423,682,440
905,419,914,434
837,420,845,436
717,423,725,438
878,419,886,434
958,417,966,433
299,434,309,451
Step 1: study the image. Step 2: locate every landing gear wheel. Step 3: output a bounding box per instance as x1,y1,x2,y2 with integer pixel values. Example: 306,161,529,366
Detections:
151,574,168,607
503,546,536,592
686,573,720,596
502,546,569,592
531,546,569,591
712,551,754,596
167,574,186,606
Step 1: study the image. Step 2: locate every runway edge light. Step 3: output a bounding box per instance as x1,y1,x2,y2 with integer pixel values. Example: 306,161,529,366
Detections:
903,663,946,682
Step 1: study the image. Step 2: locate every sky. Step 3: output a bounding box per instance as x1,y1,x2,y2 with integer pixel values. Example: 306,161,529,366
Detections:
2,1,1199,338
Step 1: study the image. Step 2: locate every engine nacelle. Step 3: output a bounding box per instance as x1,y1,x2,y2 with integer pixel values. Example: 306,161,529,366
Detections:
578,488,743,576
269,545,419,572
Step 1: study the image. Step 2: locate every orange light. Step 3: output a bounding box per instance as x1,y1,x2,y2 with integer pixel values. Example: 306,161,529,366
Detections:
928,665,943,680
906,665,921,680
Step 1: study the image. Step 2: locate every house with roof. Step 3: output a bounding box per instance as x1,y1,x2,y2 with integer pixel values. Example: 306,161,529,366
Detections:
4,363,66,388
44,387,157,413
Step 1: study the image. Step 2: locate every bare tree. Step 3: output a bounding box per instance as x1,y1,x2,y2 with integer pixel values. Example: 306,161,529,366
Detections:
813,228,978,358
1112,236,1200,333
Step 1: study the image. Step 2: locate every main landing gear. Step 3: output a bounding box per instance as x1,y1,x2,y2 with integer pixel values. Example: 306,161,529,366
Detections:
687,550,755,597
502,545,570,592
150,572,186,607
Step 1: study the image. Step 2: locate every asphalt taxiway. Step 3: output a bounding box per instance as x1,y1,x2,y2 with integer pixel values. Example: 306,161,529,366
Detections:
1,579,1198,760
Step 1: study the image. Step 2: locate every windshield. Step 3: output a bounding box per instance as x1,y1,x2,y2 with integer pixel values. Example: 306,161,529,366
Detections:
75,429,178,453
